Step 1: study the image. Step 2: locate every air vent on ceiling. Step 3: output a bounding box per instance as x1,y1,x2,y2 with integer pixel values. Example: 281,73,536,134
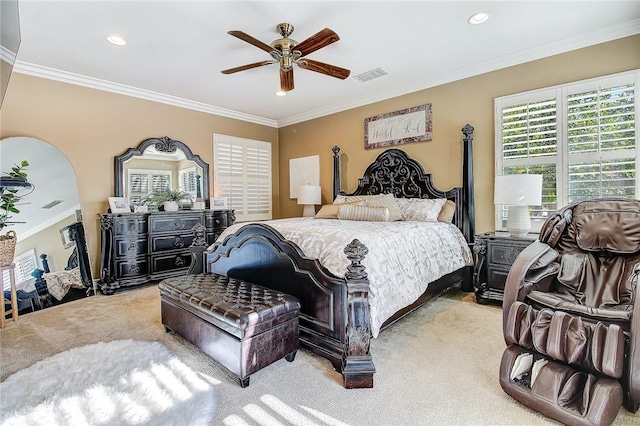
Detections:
42,200,64,209
352,67,389,83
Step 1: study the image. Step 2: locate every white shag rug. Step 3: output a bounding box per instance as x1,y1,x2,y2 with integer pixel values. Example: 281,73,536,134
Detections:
0,340,216,426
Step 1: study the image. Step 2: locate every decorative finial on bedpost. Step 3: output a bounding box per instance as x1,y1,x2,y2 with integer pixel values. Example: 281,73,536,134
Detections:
344,239,368,280
190,223,207,247
462,124,474,139
333,146,341,201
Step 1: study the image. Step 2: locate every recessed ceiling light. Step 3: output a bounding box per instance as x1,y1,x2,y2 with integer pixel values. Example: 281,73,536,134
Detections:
106,35,127,46
275,90,287,97
468,11,491,25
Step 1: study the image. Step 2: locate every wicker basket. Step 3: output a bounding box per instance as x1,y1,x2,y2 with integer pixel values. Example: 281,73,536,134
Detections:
0,230,17,267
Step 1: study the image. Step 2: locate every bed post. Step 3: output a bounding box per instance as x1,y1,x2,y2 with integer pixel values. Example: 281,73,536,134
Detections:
332,146,340,200
461,124,475,292
342,239,376,388
461,124,475,244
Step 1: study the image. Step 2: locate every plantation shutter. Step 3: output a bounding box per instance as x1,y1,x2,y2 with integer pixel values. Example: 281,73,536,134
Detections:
179,167,198,198
127,170,171,205
566,82,636,202
495,70,638,233
2,249,37,290
213,134,272,222
498,94,559,228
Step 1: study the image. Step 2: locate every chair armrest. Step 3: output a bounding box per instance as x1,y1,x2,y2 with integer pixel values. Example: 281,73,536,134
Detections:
503,241,558,339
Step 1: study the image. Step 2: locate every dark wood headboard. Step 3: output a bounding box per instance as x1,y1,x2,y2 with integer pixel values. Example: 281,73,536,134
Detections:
332,124,475,243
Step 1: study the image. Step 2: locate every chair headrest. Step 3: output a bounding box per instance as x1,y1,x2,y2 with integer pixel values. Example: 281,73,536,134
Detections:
572,200,640,254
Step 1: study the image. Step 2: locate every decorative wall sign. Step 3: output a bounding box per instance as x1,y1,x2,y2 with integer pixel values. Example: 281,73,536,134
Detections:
289,155,320,199
364,104,432,150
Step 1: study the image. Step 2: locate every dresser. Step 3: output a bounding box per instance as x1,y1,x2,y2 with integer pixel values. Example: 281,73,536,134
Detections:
473,232,536,304
98,210,234,294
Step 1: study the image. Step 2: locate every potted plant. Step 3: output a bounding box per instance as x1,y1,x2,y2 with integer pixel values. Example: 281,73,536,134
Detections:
142,188,193,212
0,160,30,266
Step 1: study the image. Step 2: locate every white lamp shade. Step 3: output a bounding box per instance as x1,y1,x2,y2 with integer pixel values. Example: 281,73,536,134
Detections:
494,174,543,206
297,185,321,205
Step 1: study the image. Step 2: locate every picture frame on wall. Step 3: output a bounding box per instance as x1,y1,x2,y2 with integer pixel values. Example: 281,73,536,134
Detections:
210,197,228,210
108,196,131,213
59,225,74,249
364,103,433,150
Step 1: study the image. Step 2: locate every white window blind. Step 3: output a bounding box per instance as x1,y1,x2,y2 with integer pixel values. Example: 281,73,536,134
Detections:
179,167,198,199
213,134,272,222
2,249,37,291
495,70,639,232
127,169,171,205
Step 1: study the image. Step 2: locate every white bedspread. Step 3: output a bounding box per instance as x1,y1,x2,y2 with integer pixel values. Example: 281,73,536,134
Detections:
218,218,473,337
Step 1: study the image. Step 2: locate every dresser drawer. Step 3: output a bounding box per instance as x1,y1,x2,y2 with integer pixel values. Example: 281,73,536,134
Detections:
150,234,196,252
115,238,148,257
115,258,149,278
149,215,203,233
206,214,228,229
113,216,147,235
150,252,192,273
488,241,531,266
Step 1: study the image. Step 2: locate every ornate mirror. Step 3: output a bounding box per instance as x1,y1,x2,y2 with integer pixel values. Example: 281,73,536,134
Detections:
114,136,210,207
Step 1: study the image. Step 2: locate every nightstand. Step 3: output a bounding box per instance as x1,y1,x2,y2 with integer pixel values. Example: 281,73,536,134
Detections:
473,232,537,305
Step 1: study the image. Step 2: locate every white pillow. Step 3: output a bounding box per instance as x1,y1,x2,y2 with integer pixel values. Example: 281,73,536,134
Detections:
395,198,447,222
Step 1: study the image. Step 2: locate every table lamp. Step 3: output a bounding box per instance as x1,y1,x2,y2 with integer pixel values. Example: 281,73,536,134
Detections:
297,185,321,217
494,174,542,237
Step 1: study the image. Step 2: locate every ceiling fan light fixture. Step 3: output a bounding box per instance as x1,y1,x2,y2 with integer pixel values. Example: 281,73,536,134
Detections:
468,11,491,25
106,34,127,46
275,90,287,97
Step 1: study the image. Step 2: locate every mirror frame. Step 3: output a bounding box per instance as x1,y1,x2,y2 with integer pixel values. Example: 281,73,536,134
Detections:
114,136,210,207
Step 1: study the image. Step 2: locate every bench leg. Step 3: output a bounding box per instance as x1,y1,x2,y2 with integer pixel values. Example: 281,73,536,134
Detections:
239,377,250,388
285,351,297,362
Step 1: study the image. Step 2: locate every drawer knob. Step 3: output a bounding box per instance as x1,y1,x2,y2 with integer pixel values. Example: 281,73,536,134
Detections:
127,243,137,253
172,236,184,248
175,257,185,267
173,220,185,229
129,264,140,274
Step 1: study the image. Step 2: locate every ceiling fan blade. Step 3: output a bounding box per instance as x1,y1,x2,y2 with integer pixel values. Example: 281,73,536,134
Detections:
280,68,294,92
298,59,350,80
221,60,276,74
294,28,340,57
228,30,274,53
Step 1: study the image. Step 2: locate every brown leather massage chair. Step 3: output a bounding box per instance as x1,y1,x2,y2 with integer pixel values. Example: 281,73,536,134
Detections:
500,199,640,425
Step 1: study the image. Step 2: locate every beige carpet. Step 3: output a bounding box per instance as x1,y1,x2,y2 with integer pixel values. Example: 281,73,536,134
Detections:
1,285,638,425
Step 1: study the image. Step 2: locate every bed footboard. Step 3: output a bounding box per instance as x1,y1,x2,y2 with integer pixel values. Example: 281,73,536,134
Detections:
202,223,375,388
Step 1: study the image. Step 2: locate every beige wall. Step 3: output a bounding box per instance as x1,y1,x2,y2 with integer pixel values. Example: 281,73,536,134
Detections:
0,74,279,275
278,35,640,233
1,35,638,276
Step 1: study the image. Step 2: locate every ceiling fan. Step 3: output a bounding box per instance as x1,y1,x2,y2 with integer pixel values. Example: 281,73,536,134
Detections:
221,23,350,93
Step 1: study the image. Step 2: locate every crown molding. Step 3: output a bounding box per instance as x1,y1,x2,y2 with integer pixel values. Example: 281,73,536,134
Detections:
277,19,640,127
11,19,640,129
12,62,278,128
17,205,81,241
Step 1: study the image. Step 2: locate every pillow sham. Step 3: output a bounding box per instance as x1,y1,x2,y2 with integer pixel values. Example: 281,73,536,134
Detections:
337,204,390,222
437,200,456,223
316,200,365,219
333,193,404,221
395,198,447,222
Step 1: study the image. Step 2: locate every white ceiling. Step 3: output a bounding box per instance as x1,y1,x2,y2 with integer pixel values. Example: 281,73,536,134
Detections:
11,1,640,128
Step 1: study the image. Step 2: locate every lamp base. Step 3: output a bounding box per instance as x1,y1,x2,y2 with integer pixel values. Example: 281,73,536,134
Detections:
506,205,531,237
302,204,316,217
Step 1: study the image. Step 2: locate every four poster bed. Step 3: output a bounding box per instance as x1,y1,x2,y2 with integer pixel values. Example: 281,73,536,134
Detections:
199,124,476,388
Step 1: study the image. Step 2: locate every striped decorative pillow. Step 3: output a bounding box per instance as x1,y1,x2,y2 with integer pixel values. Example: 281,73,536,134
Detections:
337,204,390,222
334,193,404,221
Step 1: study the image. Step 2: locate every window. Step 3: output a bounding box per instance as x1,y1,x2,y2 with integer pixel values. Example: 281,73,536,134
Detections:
2,249,37,291
127,169,171,205
179,167,199,199
213,134,272,222
495,70,639,231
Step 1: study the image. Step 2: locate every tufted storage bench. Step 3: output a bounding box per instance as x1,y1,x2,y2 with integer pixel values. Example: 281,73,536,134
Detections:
158,273,300,387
